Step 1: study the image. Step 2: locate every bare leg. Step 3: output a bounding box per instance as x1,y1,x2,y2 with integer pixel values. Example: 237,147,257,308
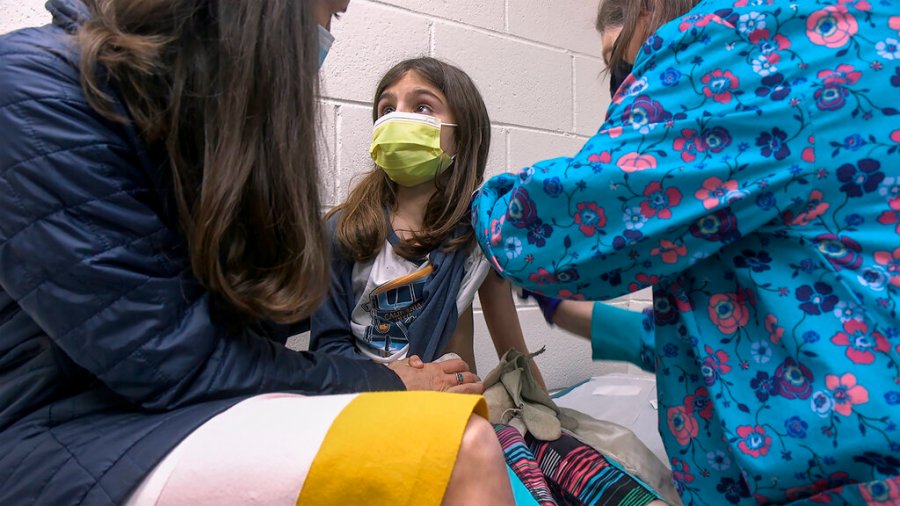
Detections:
551,300,595,339
442,416,514,506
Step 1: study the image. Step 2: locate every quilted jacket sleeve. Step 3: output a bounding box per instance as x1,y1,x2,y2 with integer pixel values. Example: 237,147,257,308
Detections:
0,33,404,410
309,218,366,359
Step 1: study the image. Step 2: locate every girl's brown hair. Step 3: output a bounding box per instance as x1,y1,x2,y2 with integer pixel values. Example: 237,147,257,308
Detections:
331,57,491,262
596,0,701,70
77,0,329,325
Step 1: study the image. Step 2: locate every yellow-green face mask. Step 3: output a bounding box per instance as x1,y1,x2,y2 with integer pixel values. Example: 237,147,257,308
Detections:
370,112,457,187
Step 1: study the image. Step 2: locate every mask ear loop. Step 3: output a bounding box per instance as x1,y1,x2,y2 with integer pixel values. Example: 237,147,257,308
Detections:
439,122,458,160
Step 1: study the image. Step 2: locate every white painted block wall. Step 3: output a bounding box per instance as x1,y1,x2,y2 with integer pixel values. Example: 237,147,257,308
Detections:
1,0,653,389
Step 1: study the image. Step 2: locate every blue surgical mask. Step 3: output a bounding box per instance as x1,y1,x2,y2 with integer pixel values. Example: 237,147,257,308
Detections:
318,25,334,68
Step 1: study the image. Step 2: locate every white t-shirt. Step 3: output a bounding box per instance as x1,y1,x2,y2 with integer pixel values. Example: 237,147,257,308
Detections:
349,241,490,363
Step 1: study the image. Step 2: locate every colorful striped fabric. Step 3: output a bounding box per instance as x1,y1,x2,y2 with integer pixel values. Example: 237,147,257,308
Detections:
496,425,558,505
496,424,660,506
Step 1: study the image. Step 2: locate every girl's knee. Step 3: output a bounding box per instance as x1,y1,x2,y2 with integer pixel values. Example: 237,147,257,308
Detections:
459,416,502,463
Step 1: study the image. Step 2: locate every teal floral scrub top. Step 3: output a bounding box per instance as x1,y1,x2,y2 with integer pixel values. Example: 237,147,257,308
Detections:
472,0,900,504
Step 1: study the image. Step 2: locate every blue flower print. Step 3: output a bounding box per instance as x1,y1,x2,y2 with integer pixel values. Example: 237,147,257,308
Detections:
785,416,809,439
660,67,683,87
886,391,900,406
543,177,563,198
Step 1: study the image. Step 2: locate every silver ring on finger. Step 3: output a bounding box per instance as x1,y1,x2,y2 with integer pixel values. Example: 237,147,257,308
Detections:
456,372,464,385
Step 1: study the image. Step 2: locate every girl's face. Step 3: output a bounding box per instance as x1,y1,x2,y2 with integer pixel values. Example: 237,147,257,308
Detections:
375,71,457,156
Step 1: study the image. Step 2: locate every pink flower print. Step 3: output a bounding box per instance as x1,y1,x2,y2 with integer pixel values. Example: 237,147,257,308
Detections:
786,189,830,225
557,289,585,300
528,268,557,286
802,135,816,163
701,69,740,104
604,126,623,139
749,28,792,55
708,293,750,334
807,6,858,48
673,129,706,162
678,13,722,32
765,314,784,344
489,215,506,246
878,198,900,234
861,479,900,504
736,425,772,458
611,74,638,104
818,64,862,86
825,373,869,416
667,405,699,445
695,177,739,209
818,64,862,85
701,345,732,385
588,151,611,164
873,247,900,286
671,458,695,493
574,202,607,237
651,240,687,264
891,16,900,32
617,152,657,173
640,182,682,220
685,387,714,420
830,320,890,364
628,273,660,292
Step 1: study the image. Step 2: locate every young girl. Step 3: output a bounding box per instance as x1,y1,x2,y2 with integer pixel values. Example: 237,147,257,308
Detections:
311,57,543,386
310,56,673,506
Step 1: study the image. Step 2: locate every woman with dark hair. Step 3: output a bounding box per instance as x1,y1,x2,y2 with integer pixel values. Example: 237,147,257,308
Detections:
0,0,513,504
474,0,900,503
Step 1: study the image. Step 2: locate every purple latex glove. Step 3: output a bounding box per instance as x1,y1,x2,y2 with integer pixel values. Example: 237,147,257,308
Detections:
520,289,562,325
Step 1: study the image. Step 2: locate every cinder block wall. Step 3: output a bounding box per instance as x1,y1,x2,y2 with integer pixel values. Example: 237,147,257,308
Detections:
2,0,653,389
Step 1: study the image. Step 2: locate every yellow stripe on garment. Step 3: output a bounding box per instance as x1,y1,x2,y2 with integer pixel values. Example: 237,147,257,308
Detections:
297,391,488,506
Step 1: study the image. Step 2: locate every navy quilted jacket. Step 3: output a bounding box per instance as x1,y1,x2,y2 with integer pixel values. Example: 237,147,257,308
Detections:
0,1,404,504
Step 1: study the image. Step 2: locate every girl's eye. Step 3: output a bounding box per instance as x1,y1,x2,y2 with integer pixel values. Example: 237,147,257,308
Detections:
416,104,433,114
380,106,395,116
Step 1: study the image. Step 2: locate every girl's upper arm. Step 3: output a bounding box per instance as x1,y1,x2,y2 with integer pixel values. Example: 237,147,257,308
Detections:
478,273,527,354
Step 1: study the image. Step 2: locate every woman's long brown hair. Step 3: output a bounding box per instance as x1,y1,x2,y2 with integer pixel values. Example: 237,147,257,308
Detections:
77,0,329,325
596,0,702,71
331,58,491,262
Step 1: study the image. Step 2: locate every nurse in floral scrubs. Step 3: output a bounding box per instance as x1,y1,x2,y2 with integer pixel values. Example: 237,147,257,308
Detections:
473,0,900,503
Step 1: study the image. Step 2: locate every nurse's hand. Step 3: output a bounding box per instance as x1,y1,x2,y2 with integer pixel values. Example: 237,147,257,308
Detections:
389,356,484,394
